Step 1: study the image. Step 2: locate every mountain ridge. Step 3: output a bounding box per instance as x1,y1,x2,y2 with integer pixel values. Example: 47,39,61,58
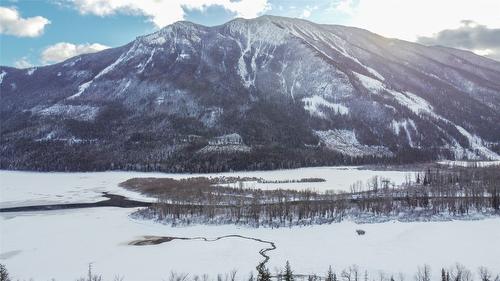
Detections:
1,15,499,172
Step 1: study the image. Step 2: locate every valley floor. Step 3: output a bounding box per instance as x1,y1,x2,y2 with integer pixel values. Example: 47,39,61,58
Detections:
1,207,500,280
0,165,499,280
0,167,412,208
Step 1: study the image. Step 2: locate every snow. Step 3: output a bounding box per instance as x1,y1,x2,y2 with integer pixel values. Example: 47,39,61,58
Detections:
143,21,202,46
437,160,500,167
0,70,6,85
440,125,499,161
37,104,99,121
0,168,412,208
308,29,385,82
228,17,289,46
137,48,156,73
95,54,126,80
365,66,385,81
68,48,131,100
142,33,167,45
354,73,437,118
0,171,158,208
36,135,87,144
178,52,191,60
315,130,393,157
236,28,255,88
267,17,386,86
26,68,36,75
63,57,81,67
383,87,498,160
352,72,500,159
354,72,385,92
0,208,263,280
229,17,294,88
119,79,132,95
388,90,438,118
331,42,384,82
1,167,499,280
263,218,500,277
201,107,223,127
198,144,252,154
218,166,410,191
353,62,496,161
1,207,499,281
454,125,500,160
302,95,349,118
156,96,165,105
391,119,417,147
68,80,92,99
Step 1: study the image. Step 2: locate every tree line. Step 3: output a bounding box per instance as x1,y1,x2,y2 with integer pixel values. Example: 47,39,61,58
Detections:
124,165,500,227
2,262,499,281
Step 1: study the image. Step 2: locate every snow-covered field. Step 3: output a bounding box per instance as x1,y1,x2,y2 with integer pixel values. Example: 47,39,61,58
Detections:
437,160,500,167
1,207,500,281
0,167,413,208
1,167,499,281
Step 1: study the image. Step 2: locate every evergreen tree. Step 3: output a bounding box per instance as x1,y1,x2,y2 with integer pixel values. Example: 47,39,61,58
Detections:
257,265,271,281
326,266,335,281
442,269,447,281
284,261,294,281
0,264,10,281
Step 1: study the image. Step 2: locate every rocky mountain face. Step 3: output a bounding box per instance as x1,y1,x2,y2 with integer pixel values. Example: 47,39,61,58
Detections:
1,16,499,172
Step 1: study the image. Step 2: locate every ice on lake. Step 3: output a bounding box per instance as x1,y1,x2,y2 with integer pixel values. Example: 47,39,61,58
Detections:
0,166,414,208
1,166,499,281
1,207,499,281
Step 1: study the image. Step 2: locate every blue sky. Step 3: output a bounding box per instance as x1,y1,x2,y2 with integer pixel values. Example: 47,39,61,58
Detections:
1,0,499,67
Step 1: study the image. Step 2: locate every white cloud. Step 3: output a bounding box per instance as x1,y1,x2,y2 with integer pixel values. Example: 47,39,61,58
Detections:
0,6,50,37
417,21,500,61
14,56,33,68
300,9,311,18
330,0,356,15
69,0,270,28
41,42,110,64
299,5,318,19
345,0,500,41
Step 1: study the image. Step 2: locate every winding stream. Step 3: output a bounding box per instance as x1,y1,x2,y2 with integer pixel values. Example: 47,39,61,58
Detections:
129,234,276,269
1,195,278,270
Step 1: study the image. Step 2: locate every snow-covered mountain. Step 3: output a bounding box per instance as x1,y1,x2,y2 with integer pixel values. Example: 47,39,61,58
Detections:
1,16,499,172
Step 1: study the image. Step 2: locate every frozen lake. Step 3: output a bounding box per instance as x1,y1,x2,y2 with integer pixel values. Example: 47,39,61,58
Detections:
1,207,499,280
1,167,499,280
0,167,414,208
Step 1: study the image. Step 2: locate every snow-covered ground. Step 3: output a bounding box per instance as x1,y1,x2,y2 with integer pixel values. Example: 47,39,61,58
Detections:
1,168,499,280
0,167,413,208
437,160,500,167
1,207,499,281
315,130,394,157
0,171,160,208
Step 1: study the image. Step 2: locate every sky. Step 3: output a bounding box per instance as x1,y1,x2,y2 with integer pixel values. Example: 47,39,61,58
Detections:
1,0,499,68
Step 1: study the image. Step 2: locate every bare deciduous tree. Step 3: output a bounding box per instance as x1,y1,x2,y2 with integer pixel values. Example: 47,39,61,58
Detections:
415,265,431,281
